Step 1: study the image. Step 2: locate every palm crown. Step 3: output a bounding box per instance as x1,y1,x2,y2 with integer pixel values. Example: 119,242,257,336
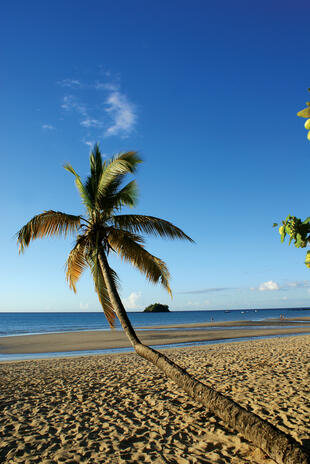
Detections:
17,145,193,327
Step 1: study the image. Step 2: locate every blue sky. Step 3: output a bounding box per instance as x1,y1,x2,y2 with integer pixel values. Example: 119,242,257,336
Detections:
1,0,310,312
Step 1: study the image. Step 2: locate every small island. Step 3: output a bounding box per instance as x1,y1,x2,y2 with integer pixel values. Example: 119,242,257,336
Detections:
143,303,170,313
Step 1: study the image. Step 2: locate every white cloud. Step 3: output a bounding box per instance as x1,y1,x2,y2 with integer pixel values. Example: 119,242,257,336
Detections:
123,291,141,309
252,280,310,292
94,81,117,91
61,95,87,116
80,118,103,128
105,91,136,136
58,79,81,88
42,124,55,130
258,280,280,291
84,140,95,148
58,76,138,142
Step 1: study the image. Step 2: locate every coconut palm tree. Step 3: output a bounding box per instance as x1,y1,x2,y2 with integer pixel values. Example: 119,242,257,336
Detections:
17,145,309,464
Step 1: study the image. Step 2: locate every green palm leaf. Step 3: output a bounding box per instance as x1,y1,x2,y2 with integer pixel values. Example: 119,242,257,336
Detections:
85,144,104,206
64,163,93,212
113,180,138,209
17,211,82,253
98,180,139,216
97,152,141,203
90,143,103,181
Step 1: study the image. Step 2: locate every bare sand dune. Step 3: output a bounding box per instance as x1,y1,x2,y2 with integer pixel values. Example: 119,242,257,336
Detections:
0,335,309,463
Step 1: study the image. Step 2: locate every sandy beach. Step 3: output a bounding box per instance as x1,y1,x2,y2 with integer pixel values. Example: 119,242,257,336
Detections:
0,335,309,463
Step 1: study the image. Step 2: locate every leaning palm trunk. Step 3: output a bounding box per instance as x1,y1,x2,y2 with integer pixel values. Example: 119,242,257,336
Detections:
99,251,309,464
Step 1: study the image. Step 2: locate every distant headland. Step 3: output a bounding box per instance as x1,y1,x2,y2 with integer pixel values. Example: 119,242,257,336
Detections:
143,303,170,313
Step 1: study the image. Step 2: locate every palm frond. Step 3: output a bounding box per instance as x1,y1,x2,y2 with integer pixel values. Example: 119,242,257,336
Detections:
96,152,142,203
86,144,104,206
94,176,123,214
115,151,142,169
108,229,171,295
90,143,103,181
65,236,89,292
111,215,194,242
107,227,145,245
64,163,93,211
113,180,139,209
98,180,139,216
17,211,82,253
88,250,117,327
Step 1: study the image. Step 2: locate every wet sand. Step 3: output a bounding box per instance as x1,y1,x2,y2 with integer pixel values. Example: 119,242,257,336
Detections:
0,335,309,463
1,318,310,355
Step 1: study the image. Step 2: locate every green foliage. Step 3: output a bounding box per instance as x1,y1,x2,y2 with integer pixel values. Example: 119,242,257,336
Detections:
275,89,310,267
297,88,310,142
144,303,170,312
274,216,310,267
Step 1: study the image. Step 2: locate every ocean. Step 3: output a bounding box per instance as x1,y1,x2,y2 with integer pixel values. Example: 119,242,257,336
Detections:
1,308,310,361
1,307,310,337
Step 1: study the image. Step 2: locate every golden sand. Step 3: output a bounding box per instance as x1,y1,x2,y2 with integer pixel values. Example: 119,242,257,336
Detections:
0,335,309,463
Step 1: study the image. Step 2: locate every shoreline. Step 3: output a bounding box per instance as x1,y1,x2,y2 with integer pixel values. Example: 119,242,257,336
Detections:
1,317,310,358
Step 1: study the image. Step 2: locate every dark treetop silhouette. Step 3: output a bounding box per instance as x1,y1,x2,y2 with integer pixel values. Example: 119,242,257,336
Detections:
17,145,310,464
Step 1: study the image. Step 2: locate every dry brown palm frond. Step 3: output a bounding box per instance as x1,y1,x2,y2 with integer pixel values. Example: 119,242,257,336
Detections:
88,251,116,327
106,227,145,245
108,229,171,295
65,236,89,292
17,211,82,253
111,215,194,242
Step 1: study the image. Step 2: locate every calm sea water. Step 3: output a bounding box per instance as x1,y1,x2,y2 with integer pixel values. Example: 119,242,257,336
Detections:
1,308,310,337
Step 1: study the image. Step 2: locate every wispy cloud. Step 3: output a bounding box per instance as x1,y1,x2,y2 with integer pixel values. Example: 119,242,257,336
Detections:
94,81,117,91
251,280,310,291
84,140,95,148
285,281,310,289
105,91,136,136
42,124,55,130
178,287,234,294
123,291,141,310
185,299,210,308
57,79,82,88
61,95,87,116
181,280,310,295
80,118,103,128
58,75,137,141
